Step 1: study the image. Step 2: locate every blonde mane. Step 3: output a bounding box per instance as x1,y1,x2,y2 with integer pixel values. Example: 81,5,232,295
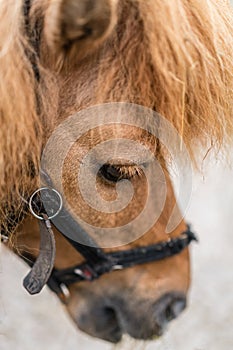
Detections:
96,0,233,157
0,0,232,230
0,1,40,222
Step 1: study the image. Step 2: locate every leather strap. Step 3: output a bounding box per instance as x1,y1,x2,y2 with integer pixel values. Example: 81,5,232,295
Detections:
19,219,197,300
23,214,56,294
45,226,197,301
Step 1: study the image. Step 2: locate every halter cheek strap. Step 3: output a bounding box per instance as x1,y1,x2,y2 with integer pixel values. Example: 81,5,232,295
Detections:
23,214,56,294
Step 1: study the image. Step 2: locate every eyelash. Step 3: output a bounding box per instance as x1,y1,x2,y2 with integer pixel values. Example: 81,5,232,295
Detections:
99,164,142,183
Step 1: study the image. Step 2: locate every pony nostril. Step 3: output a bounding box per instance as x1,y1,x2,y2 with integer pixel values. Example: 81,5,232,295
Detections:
76,304,122,343
154,293,187,332
165,298,186,321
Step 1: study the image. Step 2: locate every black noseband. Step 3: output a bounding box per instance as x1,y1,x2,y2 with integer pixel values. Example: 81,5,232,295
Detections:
46,224,197,301
14,198,197,302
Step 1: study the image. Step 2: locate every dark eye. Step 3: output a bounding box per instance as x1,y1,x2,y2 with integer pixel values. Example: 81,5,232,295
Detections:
99,164,123,183
99,163,142,183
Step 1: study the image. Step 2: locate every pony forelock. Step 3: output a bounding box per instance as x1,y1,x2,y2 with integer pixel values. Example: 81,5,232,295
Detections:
97,0,233,162
0,0,232,231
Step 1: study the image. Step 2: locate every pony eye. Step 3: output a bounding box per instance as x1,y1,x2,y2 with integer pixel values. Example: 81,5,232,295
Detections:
99,164,124,183
99,164,142,183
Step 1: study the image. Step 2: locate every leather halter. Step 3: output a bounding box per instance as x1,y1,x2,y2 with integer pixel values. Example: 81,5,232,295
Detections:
0,1,198,303
1,189,198,303
20,207,197,303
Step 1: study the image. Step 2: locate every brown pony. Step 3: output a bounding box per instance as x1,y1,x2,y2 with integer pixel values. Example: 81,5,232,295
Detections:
0,0,232,344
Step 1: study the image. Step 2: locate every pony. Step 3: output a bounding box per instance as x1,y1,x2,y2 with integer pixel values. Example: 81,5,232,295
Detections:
0,0,232,344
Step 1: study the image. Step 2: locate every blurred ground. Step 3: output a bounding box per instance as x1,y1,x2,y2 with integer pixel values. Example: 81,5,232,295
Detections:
1,155,233,350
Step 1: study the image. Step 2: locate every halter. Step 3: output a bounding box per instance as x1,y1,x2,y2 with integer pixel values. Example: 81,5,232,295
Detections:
0,1,198,303
1,187,198,302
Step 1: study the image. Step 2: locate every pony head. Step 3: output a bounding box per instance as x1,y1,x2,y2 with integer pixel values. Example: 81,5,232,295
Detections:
1,0,232,343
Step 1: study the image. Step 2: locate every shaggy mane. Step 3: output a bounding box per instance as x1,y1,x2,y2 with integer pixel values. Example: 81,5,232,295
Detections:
96,0,233,160
0,0,232,231
0,1,39,221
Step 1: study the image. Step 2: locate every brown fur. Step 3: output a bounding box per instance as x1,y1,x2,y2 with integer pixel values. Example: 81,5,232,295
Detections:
0,1,232,234
1,0,232,341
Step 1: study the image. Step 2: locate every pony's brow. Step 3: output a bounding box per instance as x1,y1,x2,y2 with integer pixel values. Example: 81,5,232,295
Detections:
89,145,157,167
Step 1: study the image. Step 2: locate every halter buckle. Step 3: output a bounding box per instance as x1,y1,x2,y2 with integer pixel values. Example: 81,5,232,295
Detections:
112,265,123,271
60,283,71,299
29,187,63,220
74,266,97,281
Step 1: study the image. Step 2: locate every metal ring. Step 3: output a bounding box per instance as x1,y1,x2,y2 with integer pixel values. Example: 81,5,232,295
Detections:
29,187,63,220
